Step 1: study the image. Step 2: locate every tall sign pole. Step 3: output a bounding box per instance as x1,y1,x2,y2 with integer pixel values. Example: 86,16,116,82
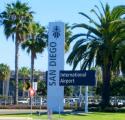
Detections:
85,86,88,113
47,22,64,112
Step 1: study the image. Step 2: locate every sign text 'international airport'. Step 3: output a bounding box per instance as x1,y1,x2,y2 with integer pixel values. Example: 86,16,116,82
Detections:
59,70,96,86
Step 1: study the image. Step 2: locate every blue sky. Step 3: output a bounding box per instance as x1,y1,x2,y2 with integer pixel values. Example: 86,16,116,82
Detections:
0,0,125,71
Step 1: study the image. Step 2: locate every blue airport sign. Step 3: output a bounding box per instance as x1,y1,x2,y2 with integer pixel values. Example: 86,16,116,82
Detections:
59,70,96,86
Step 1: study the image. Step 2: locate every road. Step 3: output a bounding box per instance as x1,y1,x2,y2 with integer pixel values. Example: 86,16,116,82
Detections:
0,109,46,120
0,109,47,115
0,109,71,120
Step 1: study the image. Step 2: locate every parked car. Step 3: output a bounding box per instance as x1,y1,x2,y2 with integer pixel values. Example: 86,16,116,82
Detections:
18,98,29,104
64,98,79,106
117,100,124,106
110,99,124,107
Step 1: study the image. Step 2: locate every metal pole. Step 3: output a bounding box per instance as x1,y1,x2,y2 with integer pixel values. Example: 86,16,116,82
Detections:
31,96,32,115
79,86,82,108
39,97,42,115
85,86,88,113
79,61,82,108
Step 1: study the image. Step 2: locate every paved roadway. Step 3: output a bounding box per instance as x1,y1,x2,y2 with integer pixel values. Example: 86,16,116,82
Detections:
0,109,47,115
0,109,72,120
0,109,46,120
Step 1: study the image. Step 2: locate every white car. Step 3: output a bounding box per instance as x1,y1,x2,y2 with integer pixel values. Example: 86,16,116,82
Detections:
110,100,123,106
117,100,123,106
18,98,29,104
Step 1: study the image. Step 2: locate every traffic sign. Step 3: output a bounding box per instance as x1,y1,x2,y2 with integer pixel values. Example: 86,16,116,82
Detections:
29,87,35,97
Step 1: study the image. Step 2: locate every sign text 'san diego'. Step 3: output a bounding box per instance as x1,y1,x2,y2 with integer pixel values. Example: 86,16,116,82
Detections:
59,70,96,86
47,22,64,112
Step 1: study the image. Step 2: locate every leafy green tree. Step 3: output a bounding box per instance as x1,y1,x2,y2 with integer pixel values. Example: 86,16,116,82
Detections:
0,63,10,96
34,70,42,81
24,81,31,90
67,3,125,107
0,1,33,104
0,64,10,80
65,24,72,52
37,80,46,96
96,76,125,96
110,76,125,96
22,22,46,86
64,86,73,97
19,67,30,97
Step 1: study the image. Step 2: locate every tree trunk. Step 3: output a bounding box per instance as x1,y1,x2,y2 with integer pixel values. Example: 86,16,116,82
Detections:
31,52,34,87
14,39,19,104
101,63,111,108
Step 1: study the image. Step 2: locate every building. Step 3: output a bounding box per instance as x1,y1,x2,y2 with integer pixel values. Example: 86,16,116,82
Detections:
0,70,46,97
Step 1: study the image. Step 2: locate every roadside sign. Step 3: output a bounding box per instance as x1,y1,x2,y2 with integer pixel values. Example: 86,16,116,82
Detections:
33,82,37,91
59,70,96,86
29,87,35,97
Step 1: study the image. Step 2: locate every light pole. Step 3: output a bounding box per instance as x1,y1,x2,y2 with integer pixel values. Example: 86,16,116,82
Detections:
85,86,88,113
79,86,82,108
80,60,88,113
79,61,83,108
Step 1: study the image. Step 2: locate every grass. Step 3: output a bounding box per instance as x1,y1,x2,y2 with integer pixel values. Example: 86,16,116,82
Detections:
0,112,125,120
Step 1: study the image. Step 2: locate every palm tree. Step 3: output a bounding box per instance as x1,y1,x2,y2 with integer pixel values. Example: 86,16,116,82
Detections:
0,63,10,96
0,1,33,104
67,3,125,108
65,24,72,53
22,22,46,86
19,67,30,97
